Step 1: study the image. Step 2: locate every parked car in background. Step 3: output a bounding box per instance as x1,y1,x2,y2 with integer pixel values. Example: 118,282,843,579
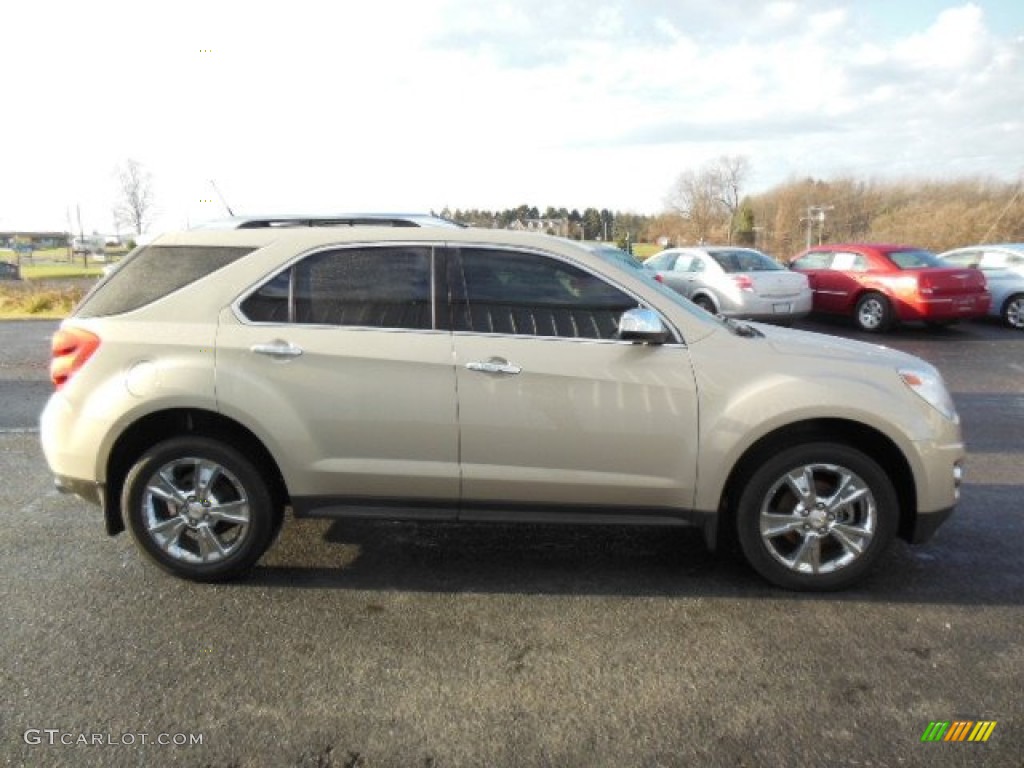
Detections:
0,260,21,280
643,246,812,323
72,236,106,256
41,226,964,591
790,244,990,332
937,243,1024,276
938,244,1024,329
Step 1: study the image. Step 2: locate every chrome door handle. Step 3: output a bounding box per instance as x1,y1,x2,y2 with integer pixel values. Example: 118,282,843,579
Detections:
250,341,304,359
465,358,522,375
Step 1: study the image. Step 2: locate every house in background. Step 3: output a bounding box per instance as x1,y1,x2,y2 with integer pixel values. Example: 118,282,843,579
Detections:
0,231,71,250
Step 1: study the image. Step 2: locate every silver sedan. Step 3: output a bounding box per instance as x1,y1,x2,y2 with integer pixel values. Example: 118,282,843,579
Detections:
938,244,1024,329
644,246,812,323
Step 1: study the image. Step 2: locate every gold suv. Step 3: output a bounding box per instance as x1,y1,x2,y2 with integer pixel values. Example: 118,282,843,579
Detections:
41,226,964,590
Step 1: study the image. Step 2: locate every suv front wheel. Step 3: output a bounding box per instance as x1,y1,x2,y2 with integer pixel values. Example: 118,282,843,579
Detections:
123,437,276,581
735,443,898,591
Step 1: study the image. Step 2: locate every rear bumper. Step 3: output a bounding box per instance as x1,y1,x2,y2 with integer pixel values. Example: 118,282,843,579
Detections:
53,474,122,535
897,294,990,321
722,293,813,321
53,474,103,506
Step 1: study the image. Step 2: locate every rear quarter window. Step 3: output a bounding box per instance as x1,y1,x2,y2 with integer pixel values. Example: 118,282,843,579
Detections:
75,245,255,318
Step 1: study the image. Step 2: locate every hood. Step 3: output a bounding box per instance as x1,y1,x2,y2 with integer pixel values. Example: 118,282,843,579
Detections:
751,322,924,368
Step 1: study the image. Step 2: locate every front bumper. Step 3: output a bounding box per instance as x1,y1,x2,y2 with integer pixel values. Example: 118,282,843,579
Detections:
909,505,955,544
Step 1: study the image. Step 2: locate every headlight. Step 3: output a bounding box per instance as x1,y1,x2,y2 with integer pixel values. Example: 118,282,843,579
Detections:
899,367,959,423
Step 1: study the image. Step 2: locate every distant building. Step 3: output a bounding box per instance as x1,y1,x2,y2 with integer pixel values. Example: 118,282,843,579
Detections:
0,231,70,249
507,218,569,236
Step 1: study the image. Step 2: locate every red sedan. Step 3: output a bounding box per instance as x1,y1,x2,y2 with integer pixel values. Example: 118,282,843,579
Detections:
790,243,990,332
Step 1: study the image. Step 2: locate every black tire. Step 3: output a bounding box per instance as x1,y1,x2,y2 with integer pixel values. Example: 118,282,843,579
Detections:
123,437,277,582
693,295,717,314
1002,293,1024,329
853,292,893,333
735,443,898,591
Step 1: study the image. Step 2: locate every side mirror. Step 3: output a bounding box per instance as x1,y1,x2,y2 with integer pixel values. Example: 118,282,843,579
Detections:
618,308,670,344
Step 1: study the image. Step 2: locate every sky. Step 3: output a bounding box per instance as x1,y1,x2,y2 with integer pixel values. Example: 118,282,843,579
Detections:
2,0,1022,235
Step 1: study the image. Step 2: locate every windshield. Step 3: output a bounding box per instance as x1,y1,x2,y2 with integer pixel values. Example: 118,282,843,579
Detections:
710,249,784,273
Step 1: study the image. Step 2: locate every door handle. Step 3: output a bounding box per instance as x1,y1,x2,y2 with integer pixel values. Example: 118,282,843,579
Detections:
465,358,522,375
250,340,304,359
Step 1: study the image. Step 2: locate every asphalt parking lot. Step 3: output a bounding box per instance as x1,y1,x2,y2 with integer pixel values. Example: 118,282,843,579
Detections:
1,317,1021,767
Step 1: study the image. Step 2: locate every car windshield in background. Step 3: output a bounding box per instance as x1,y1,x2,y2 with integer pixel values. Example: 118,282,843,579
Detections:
711,250,784,272
888,249,943,269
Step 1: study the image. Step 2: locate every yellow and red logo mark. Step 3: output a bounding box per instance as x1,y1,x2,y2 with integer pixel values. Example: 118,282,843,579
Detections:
921,721,997,742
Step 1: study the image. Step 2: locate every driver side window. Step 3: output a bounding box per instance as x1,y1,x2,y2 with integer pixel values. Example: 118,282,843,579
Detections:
450,248,638,340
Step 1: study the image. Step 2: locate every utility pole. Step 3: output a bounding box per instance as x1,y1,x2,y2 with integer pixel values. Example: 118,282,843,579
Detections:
802,205,834,248
76,204,87,268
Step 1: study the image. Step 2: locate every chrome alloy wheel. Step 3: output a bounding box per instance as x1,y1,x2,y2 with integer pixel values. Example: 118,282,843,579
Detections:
758,463,877,575
857,298,886,330
140,458,251,565
1005,295,1024,329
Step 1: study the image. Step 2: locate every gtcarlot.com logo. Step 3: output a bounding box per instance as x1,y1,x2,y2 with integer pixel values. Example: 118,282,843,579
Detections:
921,720,997,743
23,729,203,747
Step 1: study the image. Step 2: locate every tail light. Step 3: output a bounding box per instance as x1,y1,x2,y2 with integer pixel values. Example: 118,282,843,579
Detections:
50,328,100,390
653,273,665,283
731,274,754,291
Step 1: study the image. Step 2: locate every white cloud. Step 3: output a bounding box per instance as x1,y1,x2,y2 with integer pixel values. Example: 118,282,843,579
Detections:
899,3,988,70
1,1,1022,233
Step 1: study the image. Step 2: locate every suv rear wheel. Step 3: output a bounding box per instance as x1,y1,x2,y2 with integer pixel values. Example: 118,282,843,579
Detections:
735,443,898,591
123,437,276,581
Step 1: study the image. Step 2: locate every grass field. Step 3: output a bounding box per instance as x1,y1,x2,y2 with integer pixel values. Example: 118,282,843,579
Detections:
0,285,86,319
0,254,98,318
631,242,660,260
19,263,105,279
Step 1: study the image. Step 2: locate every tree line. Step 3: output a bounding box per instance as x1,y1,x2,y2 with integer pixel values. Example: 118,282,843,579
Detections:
445,156,1023,259
442,204,648,249
111,157,1024,259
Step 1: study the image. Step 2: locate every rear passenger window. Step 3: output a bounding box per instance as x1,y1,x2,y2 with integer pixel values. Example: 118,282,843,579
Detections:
240,246,432,330
451,248,637,339
831,252,868,271
673,255,694,272
76,245,255,318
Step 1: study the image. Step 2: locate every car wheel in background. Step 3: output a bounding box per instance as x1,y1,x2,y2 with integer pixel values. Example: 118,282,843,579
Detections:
123,437,277,581
854,292,893,333
735,443,898,591
693,295,717,314
1002,293,1024,329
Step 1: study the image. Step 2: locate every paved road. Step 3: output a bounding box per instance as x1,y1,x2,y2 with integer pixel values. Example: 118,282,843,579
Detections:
1,317,1021,767
0,320,55,430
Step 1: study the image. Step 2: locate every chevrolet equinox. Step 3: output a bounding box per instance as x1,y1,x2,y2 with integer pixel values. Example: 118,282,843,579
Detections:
41,226,964,590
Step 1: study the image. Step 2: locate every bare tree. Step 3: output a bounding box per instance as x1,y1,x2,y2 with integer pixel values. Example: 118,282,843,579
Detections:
666,155,751,245
713,155,751,244
113,159,154,235
666,167,724,244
